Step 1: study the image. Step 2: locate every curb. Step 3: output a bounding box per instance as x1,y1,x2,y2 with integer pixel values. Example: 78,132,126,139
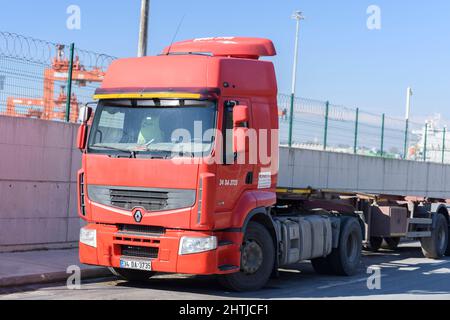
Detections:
0,267,113,288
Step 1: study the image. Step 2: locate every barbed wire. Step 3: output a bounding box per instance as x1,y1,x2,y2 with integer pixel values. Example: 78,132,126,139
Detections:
75,48,116,70
0,31,116,70
0,32,56,64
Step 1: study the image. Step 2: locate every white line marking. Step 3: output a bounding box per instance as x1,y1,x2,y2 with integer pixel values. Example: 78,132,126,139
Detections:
317,274,386,290
398,267,420,271
423,267,450,275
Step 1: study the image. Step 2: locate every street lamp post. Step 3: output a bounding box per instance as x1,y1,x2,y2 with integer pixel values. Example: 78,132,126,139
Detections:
288,11,304,147
138,0,150,57
403,87,413,159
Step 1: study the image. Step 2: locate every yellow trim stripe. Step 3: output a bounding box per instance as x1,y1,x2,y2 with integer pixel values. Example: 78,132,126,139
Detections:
276,188,312,195
93,92,203,100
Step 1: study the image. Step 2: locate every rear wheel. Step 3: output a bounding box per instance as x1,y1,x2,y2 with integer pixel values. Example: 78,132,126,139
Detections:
421,214,449,259
446,227,450,257
363,237,383,252
312,218,362,276
111,268,156,282
218,222,275,292
328,218,362,276
382,237,401,250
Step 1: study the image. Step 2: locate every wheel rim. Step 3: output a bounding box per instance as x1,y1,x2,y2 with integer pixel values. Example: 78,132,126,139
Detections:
241,240,263,274
346,231,358,261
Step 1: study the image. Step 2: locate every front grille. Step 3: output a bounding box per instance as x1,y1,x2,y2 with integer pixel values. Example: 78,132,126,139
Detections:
88,185,196,212
110,188,168,211
121,245,159,259
118,224,165,236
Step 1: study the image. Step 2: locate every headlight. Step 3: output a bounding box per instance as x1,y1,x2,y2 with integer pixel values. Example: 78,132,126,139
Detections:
80,227,97,248
179,236,217,255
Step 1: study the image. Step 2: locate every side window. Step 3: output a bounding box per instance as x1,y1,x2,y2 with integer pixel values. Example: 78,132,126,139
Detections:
94,109,126,144
223,101,236,165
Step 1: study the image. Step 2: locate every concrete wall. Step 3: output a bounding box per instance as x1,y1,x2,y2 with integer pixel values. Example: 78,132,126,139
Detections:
278,147,450,199
2,118,450,252
0,116,81,252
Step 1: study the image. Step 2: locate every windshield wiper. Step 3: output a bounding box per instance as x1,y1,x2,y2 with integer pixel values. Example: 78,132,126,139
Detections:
136,149,173,159
91,144,175,159
132,140,175,159
90,145,137,158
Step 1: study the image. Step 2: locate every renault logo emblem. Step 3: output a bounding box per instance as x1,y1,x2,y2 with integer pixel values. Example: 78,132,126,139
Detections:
133,210,143,223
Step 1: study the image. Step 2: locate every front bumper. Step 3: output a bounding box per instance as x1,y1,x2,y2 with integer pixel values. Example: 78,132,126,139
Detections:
79,223,242,275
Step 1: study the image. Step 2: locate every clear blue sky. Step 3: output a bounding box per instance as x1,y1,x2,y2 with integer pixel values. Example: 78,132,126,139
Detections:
0,0,449,119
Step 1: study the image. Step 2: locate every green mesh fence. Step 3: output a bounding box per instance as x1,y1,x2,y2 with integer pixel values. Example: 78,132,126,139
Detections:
277,94,449,164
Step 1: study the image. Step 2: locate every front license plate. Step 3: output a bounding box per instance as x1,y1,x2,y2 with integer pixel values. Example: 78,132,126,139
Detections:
120,258,152,271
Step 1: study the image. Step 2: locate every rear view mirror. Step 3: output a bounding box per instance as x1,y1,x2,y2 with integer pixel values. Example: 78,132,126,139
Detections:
233,105,249,126
79,105,93,124
77,104,93,151
77,123,88,151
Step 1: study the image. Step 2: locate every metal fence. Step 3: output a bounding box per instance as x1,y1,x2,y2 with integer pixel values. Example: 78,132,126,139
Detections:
278,94,450,164
1,31,448,164
0,31,115,122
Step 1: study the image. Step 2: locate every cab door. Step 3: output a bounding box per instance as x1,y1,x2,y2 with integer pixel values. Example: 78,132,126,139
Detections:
214,98,255,217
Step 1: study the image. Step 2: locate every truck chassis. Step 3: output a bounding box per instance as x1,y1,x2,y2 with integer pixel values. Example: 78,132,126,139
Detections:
270,187,450,271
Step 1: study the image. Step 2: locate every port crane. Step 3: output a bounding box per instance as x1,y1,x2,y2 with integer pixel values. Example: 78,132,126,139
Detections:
4,44,104,122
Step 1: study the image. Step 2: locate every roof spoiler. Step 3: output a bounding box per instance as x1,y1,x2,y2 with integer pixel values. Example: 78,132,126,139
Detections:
161,37,276,60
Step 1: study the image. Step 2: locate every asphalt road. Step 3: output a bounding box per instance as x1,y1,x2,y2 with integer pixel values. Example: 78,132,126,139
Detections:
1,242,450,300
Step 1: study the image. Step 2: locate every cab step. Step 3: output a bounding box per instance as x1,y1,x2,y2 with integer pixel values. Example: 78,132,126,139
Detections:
218,240,234,247
219,265,239,272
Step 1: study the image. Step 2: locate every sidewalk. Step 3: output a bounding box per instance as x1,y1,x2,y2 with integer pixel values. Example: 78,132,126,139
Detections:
0,248,112,287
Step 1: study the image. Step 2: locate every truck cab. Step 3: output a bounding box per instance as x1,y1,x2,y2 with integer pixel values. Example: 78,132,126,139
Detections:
77,38,284,290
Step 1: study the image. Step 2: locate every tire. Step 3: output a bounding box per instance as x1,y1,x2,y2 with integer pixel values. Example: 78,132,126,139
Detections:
311,257,333,275
218,222,275,292
111,267,156,282
327,218,362,276
446,227,450,257
421,214,449,259
363,237,383,252
382,237,401,250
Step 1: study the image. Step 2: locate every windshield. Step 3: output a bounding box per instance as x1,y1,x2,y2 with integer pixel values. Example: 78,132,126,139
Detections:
87,99,217,158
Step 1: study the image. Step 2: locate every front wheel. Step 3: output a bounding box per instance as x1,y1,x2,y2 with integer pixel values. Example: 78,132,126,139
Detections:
218,222,275,292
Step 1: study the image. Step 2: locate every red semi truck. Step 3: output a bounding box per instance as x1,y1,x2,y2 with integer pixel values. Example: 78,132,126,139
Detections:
77,37,450,291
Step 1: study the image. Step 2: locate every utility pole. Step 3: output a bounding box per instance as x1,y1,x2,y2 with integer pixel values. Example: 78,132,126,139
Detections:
138,0,150,57
288,10,304,147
